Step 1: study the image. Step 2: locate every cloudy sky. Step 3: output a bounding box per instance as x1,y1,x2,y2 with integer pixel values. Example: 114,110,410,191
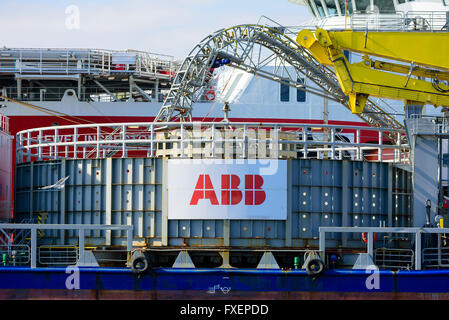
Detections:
0,0,310,59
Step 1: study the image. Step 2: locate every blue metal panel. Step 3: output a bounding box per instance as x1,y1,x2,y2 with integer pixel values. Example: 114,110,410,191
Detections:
14,158,412,249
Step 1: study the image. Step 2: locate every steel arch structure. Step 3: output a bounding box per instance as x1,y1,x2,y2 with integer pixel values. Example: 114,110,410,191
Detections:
154,24,403,141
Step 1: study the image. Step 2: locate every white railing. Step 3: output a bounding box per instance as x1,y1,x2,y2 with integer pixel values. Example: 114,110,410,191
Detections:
0,224,133,268
15,122,410,164
319,226,449,270
286,11,449,32
0,113,9,133
351,11,449,31
0,48,177,79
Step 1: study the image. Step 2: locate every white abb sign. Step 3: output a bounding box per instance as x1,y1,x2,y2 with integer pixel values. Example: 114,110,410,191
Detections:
167,159,287,220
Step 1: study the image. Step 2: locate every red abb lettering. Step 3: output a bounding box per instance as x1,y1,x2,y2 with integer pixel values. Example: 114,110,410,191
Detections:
189,174,219,205
245,175,266,205
221,174,243,205
189,174,266,206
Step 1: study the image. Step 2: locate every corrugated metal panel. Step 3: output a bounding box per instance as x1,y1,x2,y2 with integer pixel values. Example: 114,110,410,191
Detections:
14,159,412,249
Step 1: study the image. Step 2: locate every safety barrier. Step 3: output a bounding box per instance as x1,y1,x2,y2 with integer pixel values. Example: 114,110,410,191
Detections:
16,122,409,164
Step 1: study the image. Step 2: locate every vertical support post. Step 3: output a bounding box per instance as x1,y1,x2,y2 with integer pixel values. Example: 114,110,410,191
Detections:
122,125,127,158
367,232,374,257
105,158,112,245
331,127,335,160
181,123,184,158
243,124,247,159
126,226,133,266
303,126,308,159
319,229,326,261
149,124,154,157
74,127,78,159
273,124,279,159
17,78,22,100
356,129,361,160
30,227,37,268
78,76,82,100
26,131,31,162
212,124,216,158
59,160,66,245
96,126,100,158
54,128,58,159
79,228,85,262
155,79,159,101
129,76,133,101
378,130,383,162
127,226,133,252
38,130,42,160
161,158,168,246
29,162,33,220
415,231,422,270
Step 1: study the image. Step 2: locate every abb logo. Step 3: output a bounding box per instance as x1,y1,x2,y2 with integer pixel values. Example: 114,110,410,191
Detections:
190,174,266,206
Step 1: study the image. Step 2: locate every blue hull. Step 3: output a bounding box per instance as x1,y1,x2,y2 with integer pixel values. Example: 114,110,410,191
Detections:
1,267,449,299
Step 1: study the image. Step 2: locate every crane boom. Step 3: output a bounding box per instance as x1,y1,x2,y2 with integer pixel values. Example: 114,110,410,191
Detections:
297,29,449,114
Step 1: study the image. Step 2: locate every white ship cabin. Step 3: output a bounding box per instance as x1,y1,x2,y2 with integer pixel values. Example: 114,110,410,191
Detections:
288,0,449,30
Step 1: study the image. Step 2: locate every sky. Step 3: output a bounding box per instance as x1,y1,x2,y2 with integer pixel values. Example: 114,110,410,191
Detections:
0,0,310,60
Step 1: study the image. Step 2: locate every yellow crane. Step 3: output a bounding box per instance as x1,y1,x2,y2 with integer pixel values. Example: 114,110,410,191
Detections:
296,29,449,114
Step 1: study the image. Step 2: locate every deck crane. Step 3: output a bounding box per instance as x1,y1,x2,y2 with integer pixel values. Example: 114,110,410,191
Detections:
296,29,449,115
296,28,449,227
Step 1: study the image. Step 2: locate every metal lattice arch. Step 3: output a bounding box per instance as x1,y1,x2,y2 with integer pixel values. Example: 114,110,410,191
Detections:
154,24,403,140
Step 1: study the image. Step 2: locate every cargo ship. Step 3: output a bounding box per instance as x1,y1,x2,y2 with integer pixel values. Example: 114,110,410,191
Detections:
1,0,449,300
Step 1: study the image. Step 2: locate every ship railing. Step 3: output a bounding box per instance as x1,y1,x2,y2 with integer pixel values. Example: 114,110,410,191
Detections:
319,227,449,271
15,122,410,164
0,245,30,267
286,11,449,32
374,248,414,270
38,246,78,266
422,231,449,268
0,224,133,268
0,48,176,80
37,246,128,266
1,86,168,103
0,113,9,133
351,11,449,32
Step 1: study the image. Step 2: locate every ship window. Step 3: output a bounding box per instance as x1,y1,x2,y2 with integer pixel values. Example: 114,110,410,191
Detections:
0,184,2,196
324,0,338,16
354,0,370,12
297,78,306,102
338,0,353,15
280,81,290,102
398,0,405,3
444,0,449,6
373,0,395,13
314,0,326,17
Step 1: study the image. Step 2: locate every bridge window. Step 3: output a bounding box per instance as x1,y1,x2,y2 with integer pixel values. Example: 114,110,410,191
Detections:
280,81,290,102
324,0,338,16
373,0,395,13
314,0,326,17
354,0,370,12
297,78,306,102
338,0,353,15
